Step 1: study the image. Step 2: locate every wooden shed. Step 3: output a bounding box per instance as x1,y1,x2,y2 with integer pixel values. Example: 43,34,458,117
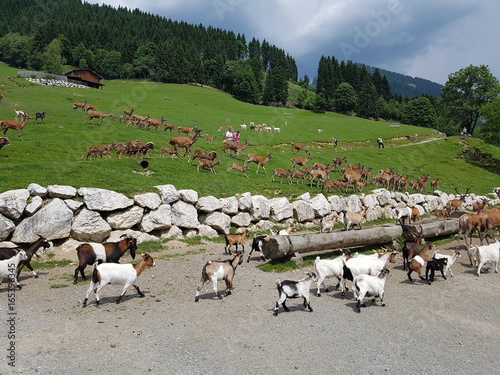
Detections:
64,68,104,89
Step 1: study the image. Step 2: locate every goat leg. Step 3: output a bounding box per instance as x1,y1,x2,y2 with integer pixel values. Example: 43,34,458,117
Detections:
133,284,145,297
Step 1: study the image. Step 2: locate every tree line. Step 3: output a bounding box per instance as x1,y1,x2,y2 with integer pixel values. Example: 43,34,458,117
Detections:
0,0,498,145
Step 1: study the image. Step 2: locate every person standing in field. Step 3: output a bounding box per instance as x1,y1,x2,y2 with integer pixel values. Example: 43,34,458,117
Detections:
233,130,241,144
333,137,338,152
377,137,384,148
225,128,234,142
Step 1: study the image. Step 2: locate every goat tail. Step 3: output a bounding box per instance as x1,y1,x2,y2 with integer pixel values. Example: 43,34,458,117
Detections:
91,262,100,283
276,279,281,288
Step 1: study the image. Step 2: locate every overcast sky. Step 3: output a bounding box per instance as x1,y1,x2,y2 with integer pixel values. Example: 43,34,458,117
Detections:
97,0,499,85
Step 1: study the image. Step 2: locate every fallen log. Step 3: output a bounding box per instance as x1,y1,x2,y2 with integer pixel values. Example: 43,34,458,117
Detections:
261,218,460,260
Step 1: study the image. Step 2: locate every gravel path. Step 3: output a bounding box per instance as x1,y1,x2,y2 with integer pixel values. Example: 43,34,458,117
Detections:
1,235,499,375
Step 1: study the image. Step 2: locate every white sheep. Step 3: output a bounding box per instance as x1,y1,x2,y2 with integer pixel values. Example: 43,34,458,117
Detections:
353,267,391,313
0,250,28,289
82,253,155,307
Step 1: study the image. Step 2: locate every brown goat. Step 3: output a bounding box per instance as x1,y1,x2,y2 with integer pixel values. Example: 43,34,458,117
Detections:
159,146,181,159
224,230,250,254
222,139,252,157
459,213,484,247
164,122,175,133
195,253,244,301
188,149,217,165
407,243,434,282
73,235,137,284
73,99,88,112
446,188,470,212
342,209,367,231
478,207,500,245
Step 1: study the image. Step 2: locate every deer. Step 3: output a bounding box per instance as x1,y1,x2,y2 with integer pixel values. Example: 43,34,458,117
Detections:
1,115,33,141
270,168,292,184
291,153,312,169
244,153,274,174
291,142,309,154
446,188,471,212
73,99,87,112
177,124,199,136
86,110,116,126
124,108,134,117
164,122,175,133
168,128,204,157
430,178,440,192
146,116,166,130
227,163,250,178
222,139,252,157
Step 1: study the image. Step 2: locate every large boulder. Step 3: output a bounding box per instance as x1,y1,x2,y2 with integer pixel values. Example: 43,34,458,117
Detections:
237,192,252,212
196,196,223,213
342,195,363,213
0,189,30,220
310,194,331,217
328,195,347,213
197,224,219,239
178,189,199,204
11,198,73,242
200,211,231,234
27,183,47,198
269,197,293,221
220,196,239,215
24,196,43,216
171,200,199,229
71,208,112,242
291,200,315,222
250,195,270,221
78,188,134,212
0,213,15,241
134,192,161,210
140,204,172,232
107,205,144,230
231,212,252,227
47,185,77,199
156,184,179,204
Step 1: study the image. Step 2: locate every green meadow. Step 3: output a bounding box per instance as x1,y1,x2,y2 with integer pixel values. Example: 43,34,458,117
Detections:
0,62,499,198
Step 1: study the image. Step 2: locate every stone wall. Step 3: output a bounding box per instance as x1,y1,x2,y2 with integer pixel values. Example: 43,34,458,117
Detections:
0,183,498,252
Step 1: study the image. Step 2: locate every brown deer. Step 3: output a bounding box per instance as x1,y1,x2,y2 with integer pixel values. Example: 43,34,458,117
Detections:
86,110,116,126
169,128,204,157
124,108,134,117
205,135,217,145
73,99,87,112
177,124,199,136
146,116,166,130
446,188,471,212
291,153,312,169
164,122,175,133
430,178,440,191
1,115,33,141
197,159,220,174
159,146,181,159
227,163,249,178
222,139,252,157
291,142,309,154
244,153,274,174
270,168,291,184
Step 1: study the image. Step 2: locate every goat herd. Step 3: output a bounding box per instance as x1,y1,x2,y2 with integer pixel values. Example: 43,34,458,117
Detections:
1,203,499,315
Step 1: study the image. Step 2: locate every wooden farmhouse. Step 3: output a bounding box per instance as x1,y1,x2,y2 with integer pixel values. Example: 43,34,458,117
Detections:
64,68,104,89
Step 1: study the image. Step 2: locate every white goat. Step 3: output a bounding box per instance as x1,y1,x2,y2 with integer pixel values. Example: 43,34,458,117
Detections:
353,267,391,313
319,215,338,233
273,126,280,133
240,124,247,131
82,253,155,307
278,226,296,235
341,250,397,296
471,241,500,276
0,250,28,289
467,246,479,267
273,272,317,316
395,207,413,225
195,253,244,301
434,249,461,277
314,250,350,296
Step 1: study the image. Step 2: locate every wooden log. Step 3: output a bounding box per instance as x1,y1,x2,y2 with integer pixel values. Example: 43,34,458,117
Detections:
262,218,459,260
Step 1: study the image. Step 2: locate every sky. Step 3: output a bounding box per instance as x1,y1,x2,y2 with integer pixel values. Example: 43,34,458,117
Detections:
96,0,500,85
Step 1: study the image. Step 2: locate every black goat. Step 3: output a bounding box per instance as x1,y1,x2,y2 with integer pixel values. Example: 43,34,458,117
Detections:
246,235,269,262
73,235,137,284
0,235,51,279
35,112,46,124
425,257,448,284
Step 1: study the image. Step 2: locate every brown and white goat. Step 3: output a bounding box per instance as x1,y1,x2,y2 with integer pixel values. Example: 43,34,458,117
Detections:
73,235,137,284
195,253,244,301
224,230,250,254
407,243,434,282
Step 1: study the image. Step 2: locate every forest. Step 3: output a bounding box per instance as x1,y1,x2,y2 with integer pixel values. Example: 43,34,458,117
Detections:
0,0,498,144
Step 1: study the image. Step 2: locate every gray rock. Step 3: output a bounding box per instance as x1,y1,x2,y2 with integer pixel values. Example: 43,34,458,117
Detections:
292,200,315,222
162,226,184,240
196,196,223,213
108,205,144,230
27,183,47,198
171,200,199,229
47,185,77,199
178,189,199,204
328,195,346,213
269,197,293,221
342,195,363,213
107,229,159,244
0,189,30,220
134,192,161,210
0,213,15,241
155,184,179,204
197,224,219,238
220,196,239,215
297,192,311,202
140,204,172,232
310,194,331,217
231,212,252,227
11,198,73,242
24,196,43,216
250,195,270,221
200,211,231,234
374,189,392,206
237,192,252,211
78,188,134,212
71,208,112,242
64,199,84,212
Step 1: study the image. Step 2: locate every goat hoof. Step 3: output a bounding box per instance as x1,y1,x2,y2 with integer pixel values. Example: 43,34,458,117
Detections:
34,274,39,278
317,293,321,297
17,285,22,290
194,296,199,302
273,312,278,316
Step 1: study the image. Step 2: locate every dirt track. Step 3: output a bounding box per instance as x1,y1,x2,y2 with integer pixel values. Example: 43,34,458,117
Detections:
1,235,500,375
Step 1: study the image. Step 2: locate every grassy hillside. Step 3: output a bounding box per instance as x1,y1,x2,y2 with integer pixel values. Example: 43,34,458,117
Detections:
0,62,499,198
